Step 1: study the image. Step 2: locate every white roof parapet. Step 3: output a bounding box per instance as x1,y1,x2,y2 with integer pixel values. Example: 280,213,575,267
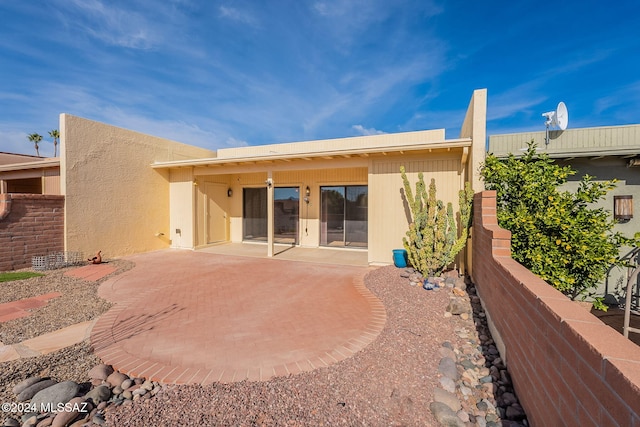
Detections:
151,135,472,169
0,158,60,172
216,128,447,159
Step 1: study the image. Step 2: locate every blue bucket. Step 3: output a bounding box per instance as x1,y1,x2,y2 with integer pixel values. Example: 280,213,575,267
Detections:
392,249,408,268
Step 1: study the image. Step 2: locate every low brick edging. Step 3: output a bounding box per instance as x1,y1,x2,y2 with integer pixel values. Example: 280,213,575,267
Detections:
471,190,640,427
0,193,64,271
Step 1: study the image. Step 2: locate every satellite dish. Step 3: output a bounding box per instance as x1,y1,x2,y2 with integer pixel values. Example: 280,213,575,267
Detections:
541,101,569,144
556,101,568,130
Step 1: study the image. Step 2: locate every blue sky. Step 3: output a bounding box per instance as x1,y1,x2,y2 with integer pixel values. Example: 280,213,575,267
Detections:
1,0,639,157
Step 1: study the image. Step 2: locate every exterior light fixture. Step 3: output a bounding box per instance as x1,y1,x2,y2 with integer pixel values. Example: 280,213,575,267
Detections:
227,188,233,197
304,186,310,203
614,195,633,222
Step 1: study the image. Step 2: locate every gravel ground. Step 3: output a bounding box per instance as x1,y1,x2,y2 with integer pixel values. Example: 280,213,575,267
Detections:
0,341,102,408
0,260,132,344
1,264,471,426
103,265,467,426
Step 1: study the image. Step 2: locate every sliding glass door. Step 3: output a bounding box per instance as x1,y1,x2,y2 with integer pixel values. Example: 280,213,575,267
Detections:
274,187,299,244
345,186,368,247
243,188,267,242
243,187,300,244
320,185,367,248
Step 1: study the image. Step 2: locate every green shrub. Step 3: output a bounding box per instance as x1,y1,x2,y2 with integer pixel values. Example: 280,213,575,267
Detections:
481,142,632,310
400,166,473,276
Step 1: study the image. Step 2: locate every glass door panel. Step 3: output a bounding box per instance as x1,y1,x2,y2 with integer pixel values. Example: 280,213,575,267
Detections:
345,186,368,247
243,187,267,242
320,186,345,246
274,187,299,245
321,185,368,248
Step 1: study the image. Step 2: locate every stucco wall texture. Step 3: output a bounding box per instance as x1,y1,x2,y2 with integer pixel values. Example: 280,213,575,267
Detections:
0,194,64,271
60,114,215,258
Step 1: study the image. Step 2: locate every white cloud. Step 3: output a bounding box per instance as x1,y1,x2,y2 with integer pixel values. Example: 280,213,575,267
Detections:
594,81,640,116
219,5,259,26
56,0,163,49
352,125,385,136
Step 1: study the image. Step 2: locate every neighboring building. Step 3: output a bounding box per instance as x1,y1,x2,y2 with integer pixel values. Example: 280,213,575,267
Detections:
488,124,640,301
0,153,60,194
1,89,486,269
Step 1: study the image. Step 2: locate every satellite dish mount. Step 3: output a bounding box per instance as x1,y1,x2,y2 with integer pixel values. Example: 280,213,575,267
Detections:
542,102,568,145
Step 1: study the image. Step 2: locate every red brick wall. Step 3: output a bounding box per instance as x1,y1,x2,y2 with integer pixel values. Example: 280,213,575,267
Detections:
0,193,64,271
472,190,640,427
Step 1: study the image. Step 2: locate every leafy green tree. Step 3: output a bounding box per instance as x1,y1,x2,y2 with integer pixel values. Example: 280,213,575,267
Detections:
27,133,43,156
400,166,473,276
481,142,631,310
48,129,60,157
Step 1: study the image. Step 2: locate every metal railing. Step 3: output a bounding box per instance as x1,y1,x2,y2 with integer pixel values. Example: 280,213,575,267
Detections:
605,246,640,338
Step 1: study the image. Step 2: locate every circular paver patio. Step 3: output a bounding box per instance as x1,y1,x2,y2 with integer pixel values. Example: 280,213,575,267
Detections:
91,250,386,384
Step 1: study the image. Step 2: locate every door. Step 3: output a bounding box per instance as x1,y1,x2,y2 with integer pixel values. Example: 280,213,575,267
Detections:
320,186,345,246
243,187,267,241
205,183,228,244
274,187,300,244
345,186,368,247
320,185,367,247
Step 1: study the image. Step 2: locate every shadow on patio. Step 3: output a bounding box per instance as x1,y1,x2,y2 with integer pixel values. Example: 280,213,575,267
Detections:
197,242,369,267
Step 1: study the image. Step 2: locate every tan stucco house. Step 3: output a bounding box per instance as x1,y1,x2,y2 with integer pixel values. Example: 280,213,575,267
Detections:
3,89,487,268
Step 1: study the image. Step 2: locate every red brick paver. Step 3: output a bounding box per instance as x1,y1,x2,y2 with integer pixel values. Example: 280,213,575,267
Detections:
91,250,386,385
0,292,62,323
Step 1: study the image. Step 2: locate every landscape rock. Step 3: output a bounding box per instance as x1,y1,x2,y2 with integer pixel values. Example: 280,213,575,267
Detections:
120,379,133,390
454,277,466,290
12,378,42,396
16,380,57,402
92,414,106,426
446,297,470,315
3,417,20,427
432,279,528,427
505,403,526,420
87,364,113,381
31,381,79,413
106,371,127,388
438,357,458,380
20,414,37,426
439,376,456,393
430,401,465,427
84,385,111,404
433,387,462,412
35,416,53,426
50,397,86,427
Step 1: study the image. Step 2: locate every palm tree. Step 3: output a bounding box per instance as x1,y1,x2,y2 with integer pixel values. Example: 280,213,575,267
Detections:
27,133,43,157
49,129,60,157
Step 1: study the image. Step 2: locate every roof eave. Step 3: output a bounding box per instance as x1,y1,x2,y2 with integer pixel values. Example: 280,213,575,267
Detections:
151,138,472,169
0,158,61,172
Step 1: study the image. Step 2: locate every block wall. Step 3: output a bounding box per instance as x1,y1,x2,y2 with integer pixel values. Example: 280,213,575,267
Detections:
0,194,64,271
472,190,640,426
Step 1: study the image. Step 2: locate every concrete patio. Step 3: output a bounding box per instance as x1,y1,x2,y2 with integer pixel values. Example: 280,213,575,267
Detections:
91,249,385,384
196,242,369,266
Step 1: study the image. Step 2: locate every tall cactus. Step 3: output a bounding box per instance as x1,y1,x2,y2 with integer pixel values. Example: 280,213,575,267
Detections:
400,166,473,275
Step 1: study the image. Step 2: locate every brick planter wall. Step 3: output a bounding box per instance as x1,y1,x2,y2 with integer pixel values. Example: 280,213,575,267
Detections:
472,190,640,426
0,193,64,271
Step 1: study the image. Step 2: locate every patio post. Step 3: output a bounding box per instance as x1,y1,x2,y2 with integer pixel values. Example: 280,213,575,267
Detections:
267,170,274,257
